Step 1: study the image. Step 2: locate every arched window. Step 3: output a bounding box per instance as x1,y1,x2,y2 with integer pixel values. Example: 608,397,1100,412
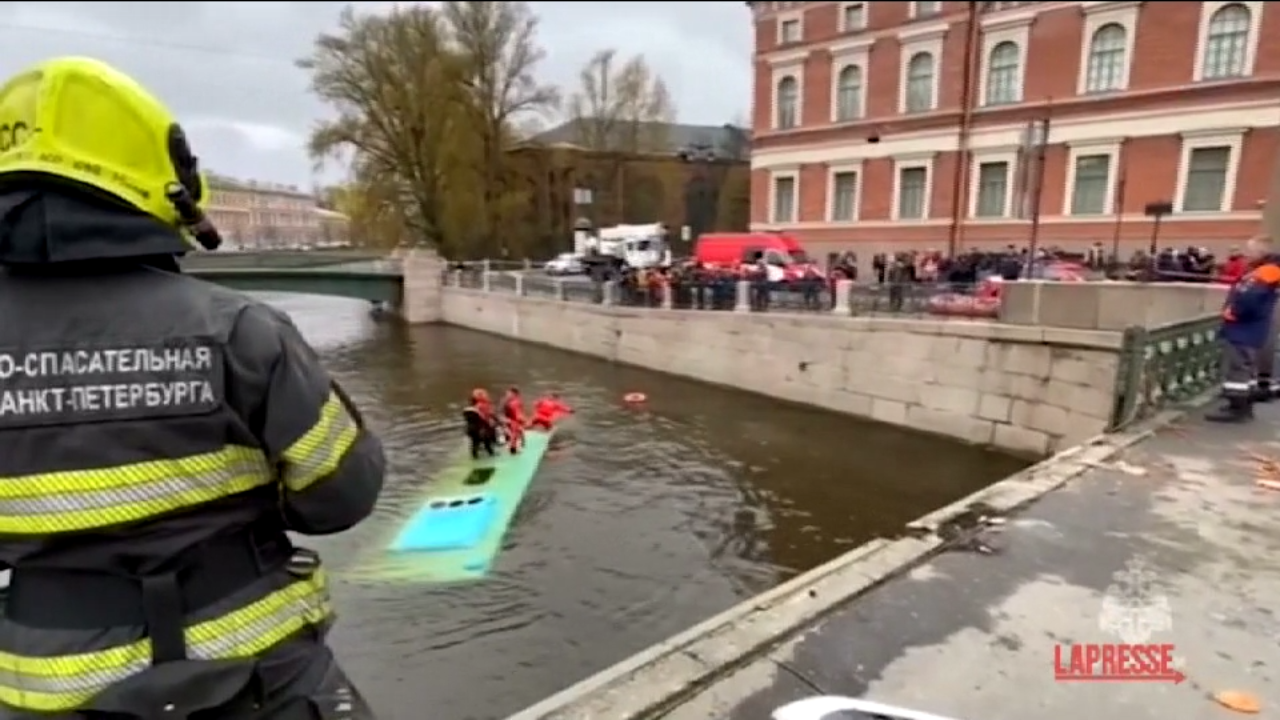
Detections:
776,76,799,129
835,65,862,121
904,52,935,113
985,41,1020,105
1085,23,1127,93
1203,4,1251,79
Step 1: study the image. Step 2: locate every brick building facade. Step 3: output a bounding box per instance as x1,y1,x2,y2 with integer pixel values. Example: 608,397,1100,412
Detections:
205,174,350,249
507,145,750,257
749,0,1280,257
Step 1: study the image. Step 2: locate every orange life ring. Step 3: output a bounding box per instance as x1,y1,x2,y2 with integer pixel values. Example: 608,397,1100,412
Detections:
623,392,647,404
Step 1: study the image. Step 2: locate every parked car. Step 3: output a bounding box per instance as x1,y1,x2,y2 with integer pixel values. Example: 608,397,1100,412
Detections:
544,253,584,275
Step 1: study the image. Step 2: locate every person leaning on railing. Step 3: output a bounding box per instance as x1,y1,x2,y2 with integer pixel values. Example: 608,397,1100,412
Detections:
747,258,771,312
828,263,854,310
799,264,824,310
667,262,692,309
886,253,915,312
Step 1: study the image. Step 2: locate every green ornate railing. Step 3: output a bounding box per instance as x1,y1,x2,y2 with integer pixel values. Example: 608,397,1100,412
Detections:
1108,315,1220,430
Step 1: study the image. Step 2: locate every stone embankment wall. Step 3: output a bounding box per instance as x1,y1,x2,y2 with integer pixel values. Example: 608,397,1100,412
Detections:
397,250,446,323
999,281,1227,330
439,289,1123,456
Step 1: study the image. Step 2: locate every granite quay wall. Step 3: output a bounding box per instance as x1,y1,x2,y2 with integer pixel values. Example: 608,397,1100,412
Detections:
439,279,1126,457
998,280,1228,330
383,253,1225,455
396,249,447,323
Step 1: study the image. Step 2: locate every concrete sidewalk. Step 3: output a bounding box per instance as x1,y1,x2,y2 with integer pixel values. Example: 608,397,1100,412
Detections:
665,403,1280,720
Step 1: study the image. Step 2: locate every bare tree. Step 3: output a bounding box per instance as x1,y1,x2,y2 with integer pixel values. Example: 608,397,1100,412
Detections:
331,172,416,250
567,50,677,154
442,1,559,254
512,116,547,141
298,6,485,256
442,2,560,141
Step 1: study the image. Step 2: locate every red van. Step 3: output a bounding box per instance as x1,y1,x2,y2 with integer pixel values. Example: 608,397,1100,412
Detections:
693,232,820,280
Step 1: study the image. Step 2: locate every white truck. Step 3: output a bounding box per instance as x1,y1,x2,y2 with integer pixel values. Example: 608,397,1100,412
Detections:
575,222,671,270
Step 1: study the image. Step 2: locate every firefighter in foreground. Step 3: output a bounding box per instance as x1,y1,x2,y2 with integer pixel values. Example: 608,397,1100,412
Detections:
0,58,385,718
1209,235,1280,423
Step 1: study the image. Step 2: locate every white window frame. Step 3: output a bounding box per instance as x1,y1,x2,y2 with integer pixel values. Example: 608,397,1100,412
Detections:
910,1,942,19
826,161,863,222
829,38,872,122
978,19,1031,107
898,26,945,114
839,2,867,32
1063,140,1123,216
768,52,807,130
770,168,800,224
968,149,1019,219
1174,130,1245,213
1076,2,1140,96
776,9,804,45
892,155,935,221
1194,1,1262,82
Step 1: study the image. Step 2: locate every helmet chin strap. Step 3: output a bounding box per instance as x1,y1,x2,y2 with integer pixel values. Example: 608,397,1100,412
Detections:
165,182,221,250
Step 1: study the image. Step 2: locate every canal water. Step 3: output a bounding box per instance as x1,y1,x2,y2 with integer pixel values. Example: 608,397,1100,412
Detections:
267,294,1028,720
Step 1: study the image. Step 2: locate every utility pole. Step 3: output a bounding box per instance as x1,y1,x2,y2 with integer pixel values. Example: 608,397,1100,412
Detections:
1110,167,1127,269
947,0,983,258
1023,112,1051,278
1145,201,1172,279
1266,139,1280,240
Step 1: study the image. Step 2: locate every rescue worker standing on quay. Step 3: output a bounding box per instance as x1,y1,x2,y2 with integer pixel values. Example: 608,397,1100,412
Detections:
1251,236,1280,402
0,58,385,718
1209,235,1280,423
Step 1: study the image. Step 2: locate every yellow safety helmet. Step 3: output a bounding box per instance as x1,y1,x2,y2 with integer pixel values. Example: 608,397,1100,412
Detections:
0,56,220,249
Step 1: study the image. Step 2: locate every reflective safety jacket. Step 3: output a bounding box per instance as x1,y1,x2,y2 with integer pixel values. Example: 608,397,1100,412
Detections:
1220,259,1280,349
0,200,386,712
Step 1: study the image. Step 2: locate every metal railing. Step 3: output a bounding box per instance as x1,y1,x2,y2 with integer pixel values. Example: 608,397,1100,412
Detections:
445,265,1225,434
1108,315,1220,430
444,269,991,319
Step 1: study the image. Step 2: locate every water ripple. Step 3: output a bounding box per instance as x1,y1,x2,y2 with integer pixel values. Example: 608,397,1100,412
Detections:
264,295,1028,720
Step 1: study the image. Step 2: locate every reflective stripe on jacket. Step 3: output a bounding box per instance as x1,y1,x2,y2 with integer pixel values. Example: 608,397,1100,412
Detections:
0,572,331,711
0,394,356,535
1220,261,1280,348
0,265,385,713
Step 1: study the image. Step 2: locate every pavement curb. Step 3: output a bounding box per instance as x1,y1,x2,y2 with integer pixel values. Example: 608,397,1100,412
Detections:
507,399,1210,720
903,401,1204,533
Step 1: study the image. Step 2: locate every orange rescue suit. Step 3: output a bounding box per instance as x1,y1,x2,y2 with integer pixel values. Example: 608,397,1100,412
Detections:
529,397,571,431
502,396,526,452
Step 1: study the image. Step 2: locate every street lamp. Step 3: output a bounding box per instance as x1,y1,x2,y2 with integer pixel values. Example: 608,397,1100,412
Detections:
1144,200,1173,279
1022,115,1051,278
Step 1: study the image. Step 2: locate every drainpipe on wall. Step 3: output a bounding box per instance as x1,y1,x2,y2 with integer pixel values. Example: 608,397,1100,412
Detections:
1266,136,1280,241
947,1,984,258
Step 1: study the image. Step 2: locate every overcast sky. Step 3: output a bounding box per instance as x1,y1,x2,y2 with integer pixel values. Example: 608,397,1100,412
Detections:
0,1,751,189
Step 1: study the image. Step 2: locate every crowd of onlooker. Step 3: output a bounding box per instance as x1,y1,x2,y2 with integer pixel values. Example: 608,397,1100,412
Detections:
457,240,1248,314
612,262,827,311
604,242,1248,311
831,242,1243,285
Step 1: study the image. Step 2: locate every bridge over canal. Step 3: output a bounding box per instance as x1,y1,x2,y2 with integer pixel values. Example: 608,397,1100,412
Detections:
181,249,405,303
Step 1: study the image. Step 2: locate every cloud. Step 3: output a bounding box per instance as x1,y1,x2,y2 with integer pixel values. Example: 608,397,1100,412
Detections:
0,2,751,187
